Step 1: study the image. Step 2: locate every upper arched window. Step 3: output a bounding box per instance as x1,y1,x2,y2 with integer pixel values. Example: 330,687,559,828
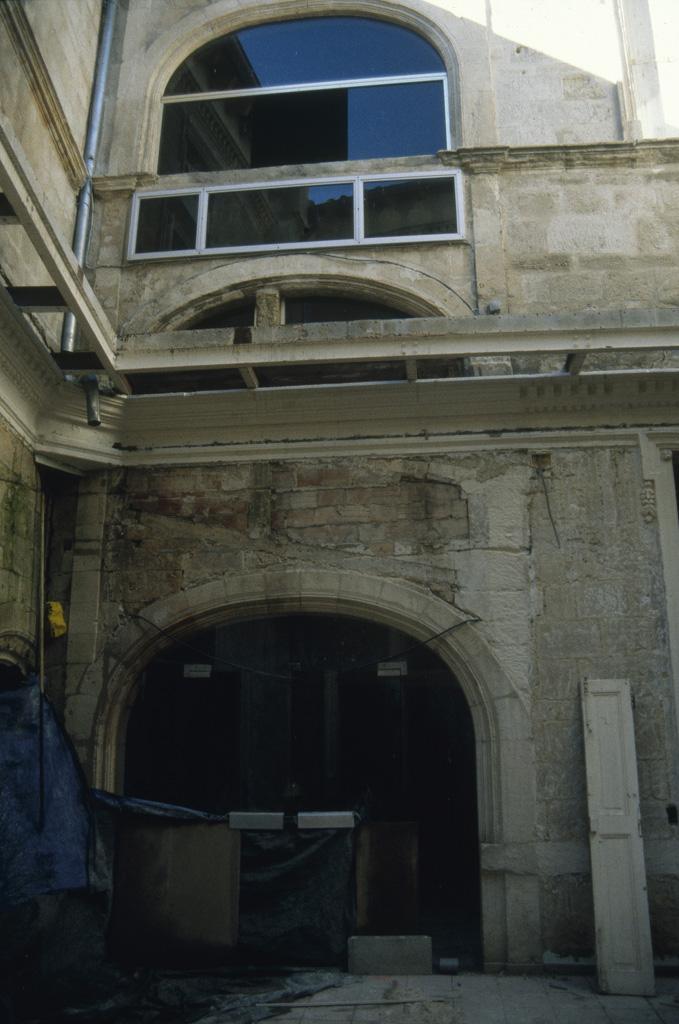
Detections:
159,17,449,174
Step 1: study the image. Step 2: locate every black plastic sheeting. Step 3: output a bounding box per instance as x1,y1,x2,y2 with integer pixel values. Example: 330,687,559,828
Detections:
0,678,91,911
91,789,228,822
239,829,355,965
0,682,355,964
92,794,356,964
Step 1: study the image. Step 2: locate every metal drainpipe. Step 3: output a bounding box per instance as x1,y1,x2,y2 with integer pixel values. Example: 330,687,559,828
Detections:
61,0,118,352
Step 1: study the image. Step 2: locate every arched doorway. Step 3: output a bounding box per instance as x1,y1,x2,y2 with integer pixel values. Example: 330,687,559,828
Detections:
123,613,481,966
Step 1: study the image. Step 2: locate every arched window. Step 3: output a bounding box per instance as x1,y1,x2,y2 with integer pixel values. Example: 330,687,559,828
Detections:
192,294,414,328
159,17,450,174
130,17,462,259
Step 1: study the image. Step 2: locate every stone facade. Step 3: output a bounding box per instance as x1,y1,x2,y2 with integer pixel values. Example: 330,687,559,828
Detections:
1,0,679,980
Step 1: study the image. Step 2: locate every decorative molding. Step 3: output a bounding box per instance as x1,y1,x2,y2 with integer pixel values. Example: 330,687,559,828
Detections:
0,3,87,189
641,479,657,522
93,173,159,200
439,139,679,174
0,630,36,672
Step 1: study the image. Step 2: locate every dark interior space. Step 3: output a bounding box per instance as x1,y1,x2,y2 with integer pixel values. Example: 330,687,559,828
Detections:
124,614,482,966
250,90,348,167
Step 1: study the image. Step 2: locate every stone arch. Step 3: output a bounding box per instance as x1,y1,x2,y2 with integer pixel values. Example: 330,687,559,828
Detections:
82,569,540,967
84,569,537,968
124,0,487,173
120,254,471,336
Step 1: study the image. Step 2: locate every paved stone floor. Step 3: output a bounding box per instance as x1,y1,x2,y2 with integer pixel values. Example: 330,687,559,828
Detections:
266,973,679,1024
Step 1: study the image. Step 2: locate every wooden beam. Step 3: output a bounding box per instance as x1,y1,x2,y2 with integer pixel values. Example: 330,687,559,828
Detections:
0,119,129,392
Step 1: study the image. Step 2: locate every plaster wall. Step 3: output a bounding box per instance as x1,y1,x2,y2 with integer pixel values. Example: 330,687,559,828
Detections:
60,444,679,962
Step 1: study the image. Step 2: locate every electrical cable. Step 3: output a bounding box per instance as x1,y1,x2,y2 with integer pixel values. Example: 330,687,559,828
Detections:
118,251,476,335
537,466,561,549
130,611,481,682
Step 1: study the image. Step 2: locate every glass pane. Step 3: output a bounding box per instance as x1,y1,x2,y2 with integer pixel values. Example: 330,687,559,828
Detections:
159,94,348,174
348,81,446,159
160,81,444,174
206,183,354,249
193,303,256,328
363,178,457,239
285,297,411,323
165,17,444,95
158,102,252,175
135,194,198,253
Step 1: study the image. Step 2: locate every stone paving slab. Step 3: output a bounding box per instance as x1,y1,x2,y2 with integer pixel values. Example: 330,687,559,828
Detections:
268,973,679,1024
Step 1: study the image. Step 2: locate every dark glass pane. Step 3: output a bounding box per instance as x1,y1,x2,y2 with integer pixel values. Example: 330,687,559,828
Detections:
160,81,443,173
348,81,446,159
249,90,348,167
193,303,256,329
206,183,354,249
159,93,348,174
363,178,457,239
285,296,411,323
135,194,198,253
165,17,444,95
158,102,252,175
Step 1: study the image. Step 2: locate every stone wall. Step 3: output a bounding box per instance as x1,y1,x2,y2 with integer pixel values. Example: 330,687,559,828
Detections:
59,442,679,958
528,446,679,957
0,417,40,673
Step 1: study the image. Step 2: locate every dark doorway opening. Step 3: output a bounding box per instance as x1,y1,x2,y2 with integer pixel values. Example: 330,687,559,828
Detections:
124,614,482,966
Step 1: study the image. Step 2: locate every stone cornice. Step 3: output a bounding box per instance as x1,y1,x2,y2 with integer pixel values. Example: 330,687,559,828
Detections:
0,3,87,189
27,369,679,470
438,139,679,173
93,173,159,200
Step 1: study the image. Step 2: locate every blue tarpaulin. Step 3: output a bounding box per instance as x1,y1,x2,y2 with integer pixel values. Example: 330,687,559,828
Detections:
0,678,91,910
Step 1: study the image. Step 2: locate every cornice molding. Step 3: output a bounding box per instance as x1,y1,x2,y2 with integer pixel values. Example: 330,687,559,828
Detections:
93,173,159,200
0,3,87,189
439,139,679,174
27,369,679,470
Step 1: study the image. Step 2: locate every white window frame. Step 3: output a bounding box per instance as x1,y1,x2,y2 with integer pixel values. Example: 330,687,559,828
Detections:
128,170,464,260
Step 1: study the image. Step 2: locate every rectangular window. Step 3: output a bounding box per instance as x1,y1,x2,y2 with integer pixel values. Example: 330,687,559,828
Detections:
206,182,355,249
135,193,200,255
129,170,463,259
362,176,458,239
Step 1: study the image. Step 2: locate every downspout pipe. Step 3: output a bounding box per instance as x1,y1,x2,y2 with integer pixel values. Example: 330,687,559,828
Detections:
61,0,118,352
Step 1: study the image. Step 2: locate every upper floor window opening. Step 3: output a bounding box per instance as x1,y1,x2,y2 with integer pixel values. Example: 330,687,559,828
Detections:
159,16,450,175
192,295,415,329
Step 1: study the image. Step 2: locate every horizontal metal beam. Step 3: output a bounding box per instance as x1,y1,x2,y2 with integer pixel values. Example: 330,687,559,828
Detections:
0,192,18,222
6,285,68,311
52,351,104,371
239,366,259,389
0,118,129,393
565,352,588,375
117,324,679,376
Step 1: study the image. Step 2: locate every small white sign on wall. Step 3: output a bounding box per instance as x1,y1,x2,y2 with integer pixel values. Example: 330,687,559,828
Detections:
183,664,212,678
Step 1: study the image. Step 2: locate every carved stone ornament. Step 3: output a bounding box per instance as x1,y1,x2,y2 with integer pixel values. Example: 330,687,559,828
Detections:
641,479,657,522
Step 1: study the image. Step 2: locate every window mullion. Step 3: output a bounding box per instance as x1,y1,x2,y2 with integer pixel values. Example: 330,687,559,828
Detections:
195,190,209,253
162,73,447,105
355,176,364,245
